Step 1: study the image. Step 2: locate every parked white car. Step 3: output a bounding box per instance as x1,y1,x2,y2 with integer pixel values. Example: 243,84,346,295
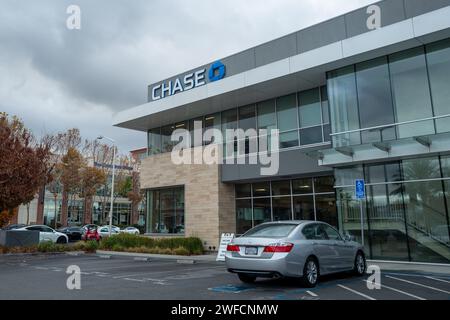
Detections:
16,225,69,244
120,227,140,235
97,226,120,238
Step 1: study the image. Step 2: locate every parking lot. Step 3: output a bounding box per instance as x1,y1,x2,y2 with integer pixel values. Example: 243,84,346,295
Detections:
0,254,449,300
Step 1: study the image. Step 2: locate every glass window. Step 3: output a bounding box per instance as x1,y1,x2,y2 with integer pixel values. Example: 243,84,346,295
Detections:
236,184,251,198
293,195,315,220
146,188,184,234
277,94,299,148
148,128,162,155
403,180,449,263
257,100,276,130
252,182,270,197
298,88,322,128
300,126,323,145
314,176,334,193
292,178,313,195
323,224,341,240
315,195,338,227
257,100,277,152
222,109,238,156
335,166,364,187
236,199,253,234
271,181,291,196
327,66,361,147
427,39,450,134
302,223,327,240
272,197,292,221
441,156,450,178
244,224,297,238
402,157,441,180
189,117,203,148
161,124,176,153
239,105,257,131
239,105,257,155
321,86,330,124
204,113,221,145
280,131,299,149
356,57,396,143
389,47,434,138
253,198,272,225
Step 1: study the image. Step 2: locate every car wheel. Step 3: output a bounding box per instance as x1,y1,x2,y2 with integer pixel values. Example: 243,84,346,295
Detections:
353,251,366,276
238,274,256,284
302,257,319,288
56,237,67,244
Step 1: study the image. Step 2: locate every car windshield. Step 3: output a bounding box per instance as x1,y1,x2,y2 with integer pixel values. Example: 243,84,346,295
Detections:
243,224,298,238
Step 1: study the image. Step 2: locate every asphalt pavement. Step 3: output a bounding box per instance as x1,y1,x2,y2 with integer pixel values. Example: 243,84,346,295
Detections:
0,253,449,300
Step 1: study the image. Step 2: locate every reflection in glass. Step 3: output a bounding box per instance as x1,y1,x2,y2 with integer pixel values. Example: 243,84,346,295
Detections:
272,197,292,221
355,57,396,143
327,66,361,147
292,178,313,195
427,39,450,134
271,181,291,196
315,195,338,227
236,199,253,234
389,47,434,138
293,195,315,221
253,198,272,226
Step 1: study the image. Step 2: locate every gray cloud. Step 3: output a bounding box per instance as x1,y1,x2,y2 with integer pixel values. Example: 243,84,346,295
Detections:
0,0,374,152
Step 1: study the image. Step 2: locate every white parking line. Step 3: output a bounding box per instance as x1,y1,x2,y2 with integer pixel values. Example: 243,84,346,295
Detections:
123,278,146,283
306,291,318,297
363,280,426,300
337,285,376,300
386,275,450,294
425,276,450,284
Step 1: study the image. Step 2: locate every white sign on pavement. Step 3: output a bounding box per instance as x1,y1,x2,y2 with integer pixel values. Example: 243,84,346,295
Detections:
216,233,235,262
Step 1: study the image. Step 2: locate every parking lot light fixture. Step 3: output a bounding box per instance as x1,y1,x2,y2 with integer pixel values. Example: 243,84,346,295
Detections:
96,135,116,237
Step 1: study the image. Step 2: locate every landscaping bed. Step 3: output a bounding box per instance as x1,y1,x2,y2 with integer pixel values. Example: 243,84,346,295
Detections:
0,234,204,256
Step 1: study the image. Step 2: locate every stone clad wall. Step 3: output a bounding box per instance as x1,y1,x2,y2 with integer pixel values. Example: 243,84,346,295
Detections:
140,146,236,248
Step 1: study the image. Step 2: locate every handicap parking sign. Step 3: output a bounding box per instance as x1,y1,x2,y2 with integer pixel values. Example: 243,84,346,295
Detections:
355,179,365,200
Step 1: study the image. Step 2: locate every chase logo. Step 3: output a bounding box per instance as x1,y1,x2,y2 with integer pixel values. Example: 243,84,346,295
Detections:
209,61,226,82
151,61,227,101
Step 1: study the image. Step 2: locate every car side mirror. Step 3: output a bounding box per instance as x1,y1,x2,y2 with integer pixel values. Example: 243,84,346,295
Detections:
344,234,352,242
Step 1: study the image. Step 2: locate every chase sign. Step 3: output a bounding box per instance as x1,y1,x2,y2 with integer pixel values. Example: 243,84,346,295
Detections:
151,61,226,101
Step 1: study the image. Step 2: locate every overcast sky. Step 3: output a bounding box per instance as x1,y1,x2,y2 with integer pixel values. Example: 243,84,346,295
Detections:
0,0,375,153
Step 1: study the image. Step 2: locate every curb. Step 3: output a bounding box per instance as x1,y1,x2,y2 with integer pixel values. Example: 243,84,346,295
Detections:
95,250,219,263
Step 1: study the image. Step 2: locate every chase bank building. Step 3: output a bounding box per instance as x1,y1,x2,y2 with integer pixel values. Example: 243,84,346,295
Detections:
114,0,450,264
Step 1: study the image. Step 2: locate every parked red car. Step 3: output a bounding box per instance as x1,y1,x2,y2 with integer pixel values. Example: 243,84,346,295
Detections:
82,227,101,242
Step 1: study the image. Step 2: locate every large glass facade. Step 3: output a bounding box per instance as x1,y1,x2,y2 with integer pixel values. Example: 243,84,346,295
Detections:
327,39,450,147
335,156,450,263
146,187,184,234
235,176,336,234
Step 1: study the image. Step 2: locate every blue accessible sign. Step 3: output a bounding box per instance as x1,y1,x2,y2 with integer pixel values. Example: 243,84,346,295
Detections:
355,179,365,200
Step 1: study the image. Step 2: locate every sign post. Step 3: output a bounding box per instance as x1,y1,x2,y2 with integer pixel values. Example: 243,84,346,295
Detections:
355,179,366,246
216,233,235,262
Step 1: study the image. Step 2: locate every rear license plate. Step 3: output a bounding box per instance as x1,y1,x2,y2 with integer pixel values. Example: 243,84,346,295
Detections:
245,247,258,256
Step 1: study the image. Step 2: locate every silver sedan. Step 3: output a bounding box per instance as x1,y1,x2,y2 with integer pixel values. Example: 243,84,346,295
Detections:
225,221,366,287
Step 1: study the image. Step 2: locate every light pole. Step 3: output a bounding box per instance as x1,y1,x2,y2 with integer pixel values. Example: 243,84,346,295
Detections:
97,136,116,237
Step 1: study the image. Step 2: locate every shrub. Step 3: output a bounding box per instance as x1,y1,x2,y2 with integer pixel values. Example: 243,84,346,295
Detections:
83,240,99,253
173,247,190,256
38,241,67,253
99,234,204,255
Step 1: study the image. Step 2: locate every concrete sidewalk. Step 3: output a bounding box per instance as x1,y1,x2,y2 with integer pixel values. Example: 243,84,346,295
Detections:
95,250,218,262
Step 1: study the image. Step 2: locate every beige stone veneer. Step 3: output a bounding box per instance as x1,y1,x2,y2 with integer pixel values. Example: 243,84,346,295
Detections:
140,146,236,249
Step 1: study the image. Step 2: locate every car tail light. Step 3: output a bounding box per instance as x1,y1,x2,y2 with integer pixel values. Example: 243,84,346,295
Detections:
263,242,294,253
226,244,240,252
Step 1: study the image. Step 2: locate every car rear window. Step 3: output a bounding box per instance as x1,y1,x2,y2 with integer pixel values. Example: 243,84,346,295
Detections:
243,224,297,238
